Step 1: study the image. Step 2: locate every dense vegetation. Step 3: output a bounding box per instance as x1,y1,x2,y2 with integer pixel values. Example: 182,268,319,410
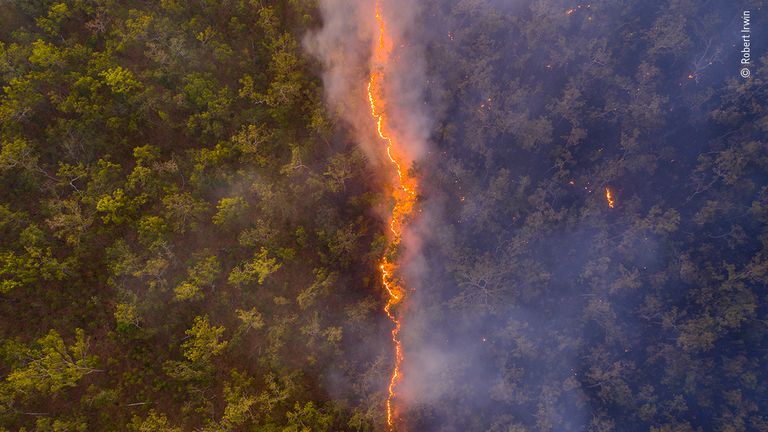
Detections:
0,1,390,430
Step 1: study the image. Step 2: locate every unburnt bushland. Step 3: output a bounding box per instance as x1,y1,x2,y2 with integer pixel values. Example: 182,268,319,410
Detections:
0,1,389,430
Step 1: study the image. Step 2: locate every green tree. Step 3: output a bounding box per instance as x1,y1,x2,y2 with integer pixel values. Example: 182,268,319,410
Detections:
228,248,281,286
212,196,248,227
174,254,220,301
130,410,182,432
5,329,98,395
283,402,333,432
181,315,227,363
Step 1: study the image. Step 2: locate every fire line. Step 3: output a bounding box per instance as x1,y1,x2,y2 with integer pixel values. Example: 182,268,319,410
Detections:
367,0,418,430
605,187,615,209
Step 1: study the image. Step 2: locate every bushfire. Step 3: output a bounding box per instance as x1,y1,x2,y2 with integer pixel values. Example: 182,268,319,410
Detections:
367,0,418,430
605,187,615,209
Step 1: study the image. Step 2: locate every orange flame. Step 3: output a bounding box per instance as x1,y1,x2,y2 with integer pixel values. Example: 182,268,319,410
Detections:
605,187,615,208
367,1,417,430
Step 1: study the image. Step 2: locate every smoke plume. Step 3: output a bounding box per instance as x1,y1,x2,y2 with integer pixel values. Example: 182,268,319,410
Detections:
304,0,431,166
306,0,435,428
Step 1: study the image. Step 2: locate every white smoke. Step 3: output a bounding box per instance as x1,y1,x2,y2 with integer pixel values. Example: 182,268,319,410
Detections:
304,0,431,165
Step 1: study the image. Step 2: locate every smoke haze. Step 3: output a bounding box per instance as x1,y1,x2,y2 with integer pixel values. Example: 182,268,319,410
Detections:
309,0,768,430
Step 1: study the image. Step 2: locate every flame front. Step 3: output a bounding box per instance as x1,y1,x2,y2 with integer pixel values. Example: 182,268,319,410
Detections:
367,1,417,430
605,187,615,209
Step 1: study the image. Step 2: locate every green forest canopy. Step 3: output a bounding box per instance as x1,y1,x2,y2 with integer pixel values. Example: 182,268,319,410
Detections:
1,1,388,430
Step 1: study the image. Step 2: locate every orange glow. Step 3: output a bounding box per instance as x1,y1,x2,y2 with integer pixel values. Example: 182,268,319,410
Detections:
605,187,615,208
367,1,417,430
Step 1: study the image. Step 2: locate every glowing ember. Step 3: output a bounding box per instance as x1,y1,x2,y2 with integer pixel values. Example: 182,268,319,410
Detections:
367,0,418,430
566,4,592,15
605,187,615,209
